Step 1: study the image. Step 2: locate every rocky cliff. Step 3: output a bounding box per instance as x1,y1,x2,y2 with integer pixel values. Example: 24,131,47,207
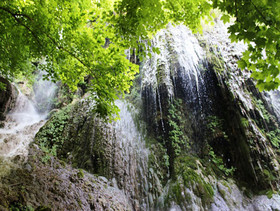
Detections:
1,21,280,210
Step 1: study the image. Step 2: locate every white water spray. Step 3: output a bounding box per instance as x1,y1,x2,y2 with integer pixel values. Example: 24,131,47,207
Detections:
0,73,57,176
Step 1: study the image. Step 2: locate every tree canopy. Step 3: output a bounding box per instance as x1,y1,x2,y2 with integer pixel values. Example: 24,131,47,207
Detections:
0,0,279,116
213,0,280,91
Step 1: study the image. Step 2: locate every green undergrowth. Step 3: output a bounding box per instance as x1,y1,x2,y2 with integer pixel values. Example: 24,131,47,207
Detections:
35,105,72,163
165,155,214,208
167,99,190,157
208,146,236,176
252,98,280,149
266,129,280,148
206,115,228,139
148,141,170,184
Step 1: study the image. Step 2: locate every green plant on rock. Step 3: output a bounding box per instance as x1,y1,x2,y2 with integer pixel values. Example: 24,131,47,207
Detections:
148,142,170,183
172,156,214,207
208,147,235,176
9,202,34,211
167,99,190,157
204,43,225,73
36,105,71,161
0,81,6,91
241,117,250,128
255,99,270,123
40,144,58,163
206,115,228,139
267,129,280,148
77,169,85,179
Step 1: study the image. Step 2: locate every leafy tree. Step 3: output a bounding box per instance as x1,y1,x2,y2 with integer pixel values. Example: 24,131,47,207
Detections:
0,0,279,116
0,0,138,116
213,0,280,91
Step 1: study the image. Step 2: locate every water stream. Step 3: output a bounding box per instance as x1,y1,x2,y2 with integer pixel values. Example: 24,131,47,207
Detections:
0,73,57,176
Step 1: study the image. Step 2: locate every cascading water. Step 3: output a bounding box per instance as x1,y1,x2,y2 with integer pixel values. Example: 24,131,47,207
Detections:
141,24,206,109
140,21,280,210
266,90,280,123
1,20,280,210
0,73,57,176
114,101,149,210
33,71,58,113
0,91,44,158
141,24,220,148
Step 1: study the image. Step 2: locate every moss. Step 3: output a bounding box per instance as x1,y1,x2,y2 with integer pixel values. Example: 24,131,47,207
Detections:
240,117,249,128
35,206,52,211
202,43,225,73
77,199,82,208
195,183,214,207
218,187,226,199
148,142,170,183
263,169,277,183
172,183,184,204
222,181,232,194
9,202,35,211
171,155,214,208
35,104,72,157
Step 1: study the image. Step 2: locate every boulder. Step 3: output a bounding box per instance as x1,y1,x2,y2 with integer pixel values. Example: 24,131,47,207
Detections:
0,77,18,121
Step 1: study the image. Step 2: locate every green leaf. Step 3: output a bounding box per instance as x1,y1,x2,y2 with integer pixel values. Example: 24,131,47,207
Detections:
221,14,230,24
238,59,247,69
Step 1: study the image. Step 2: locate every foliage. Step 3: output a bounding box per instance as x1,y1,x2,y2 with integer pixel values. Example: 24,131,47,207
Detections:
114,0,212,56
167,99,189,157
203,43,225,73
77,169,85,179
240,117,249,128
206,115,228,139
36,105,71,161
148,142,170,183
208,147,235,176
267,129,280,148
0,0,138,117
255,99,270,122
9,203,34,211
0,81,6,91
207,116,222,132
213,0,280,91
1,0,279,116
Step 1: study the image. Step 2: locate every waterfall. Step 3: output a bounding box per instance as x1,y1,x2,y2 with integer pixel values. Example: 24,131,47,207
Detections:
0,91,43,157
33,71,58,114
114,101,149,209
141,24,213,145
266,90,280,122
140,21,280,210
0,73,57,176
141,24,206,102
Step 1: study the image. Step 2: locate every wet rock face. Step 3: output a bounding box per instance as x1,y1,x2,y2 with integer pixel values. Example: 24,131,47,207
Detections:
140,22,280,191
0,145,132,211
3,22,280,211
36,99,149,210
0,77,18,121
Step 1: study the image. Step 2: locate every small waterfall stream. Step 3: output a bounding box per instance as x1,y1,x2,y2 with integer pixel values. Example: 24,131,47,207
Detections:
266,90,280,122
0,90,44,158
0,73,57,176
114,101,149,209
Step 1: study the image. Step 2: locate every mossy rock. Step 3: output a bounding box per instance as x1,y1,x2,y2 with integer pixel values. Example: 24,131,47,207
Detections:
164,155,214,209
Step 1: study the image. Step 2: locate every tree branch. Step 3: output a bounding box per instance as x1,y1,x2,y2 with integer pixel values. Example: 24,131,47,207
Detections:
0,6,41,45
0,7,32,20
249,0,280,33
0,6,99,82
